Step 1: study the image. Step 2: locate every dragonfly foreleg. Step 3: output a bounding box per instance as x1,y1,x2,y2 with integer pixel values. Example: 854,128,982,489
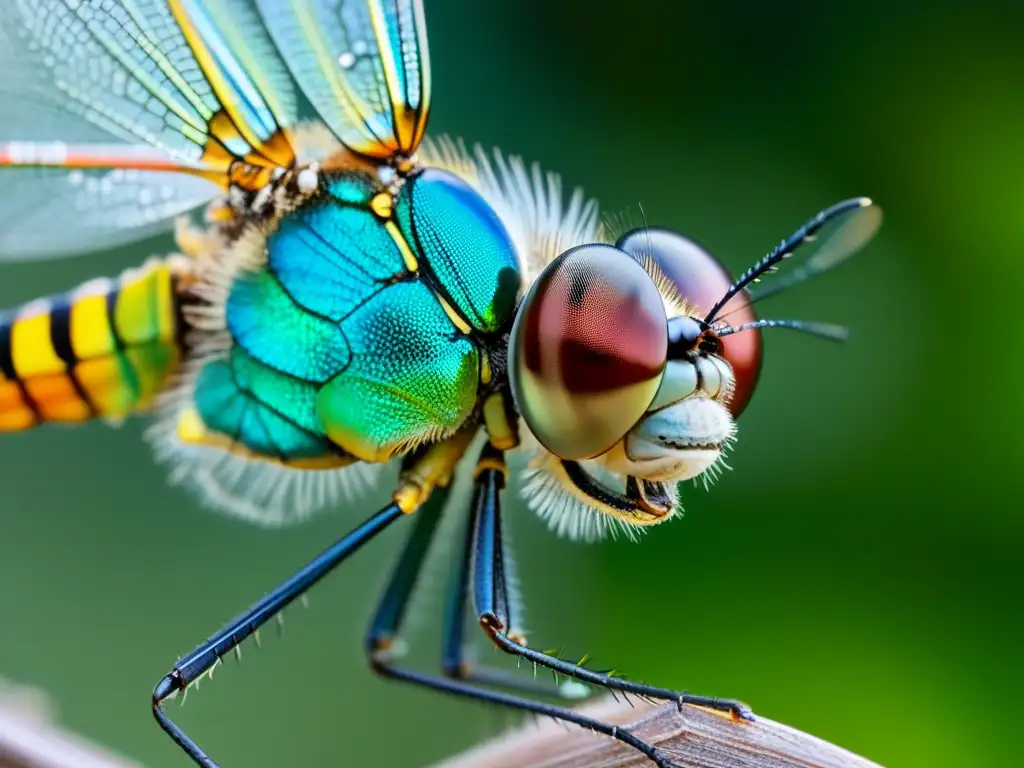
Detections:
368,443,677,768
474,451,755,726
439,445,587,698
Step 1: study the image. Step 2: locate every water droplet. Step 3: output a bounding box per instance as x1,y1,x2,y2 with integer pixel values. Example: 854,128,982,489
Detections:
338,52,356,69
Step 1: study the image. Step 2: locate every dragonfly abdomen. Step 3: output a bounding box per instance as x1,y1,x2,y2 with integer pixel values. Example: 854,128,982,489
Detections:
0,257,187,431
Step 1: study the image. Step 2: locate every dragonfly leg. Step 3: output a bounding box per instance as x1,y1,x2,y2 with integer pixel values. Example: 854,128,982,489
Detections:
152,501,404,767
473,450,755,724
367,444,676,768
151,434,475,768
441,453,594,699
366,442,581,699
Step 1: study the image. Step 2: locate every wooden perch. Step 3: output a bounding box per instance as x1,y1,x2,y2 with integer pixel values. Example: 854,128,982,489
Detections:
431,697,886,768
0,680,144,768
1,680,886,768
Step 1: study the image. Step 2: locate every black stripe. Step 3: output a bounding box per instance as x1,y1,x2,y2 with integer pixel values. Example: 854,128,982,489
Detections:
561,460,638,516
0,311,17,380
0,310,42,423
48,295,77,364
105,280,142,400
49,295,97,416
170,273,190,357
105,288,126,351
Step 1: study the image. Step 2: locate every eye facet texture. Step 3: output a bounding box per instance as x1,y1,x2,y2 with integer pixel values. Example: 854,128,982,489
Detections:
510,244,667,459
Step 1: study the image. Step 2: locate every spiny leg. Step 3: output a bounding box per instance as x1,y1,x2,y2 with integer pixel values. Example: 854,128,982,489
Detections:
437,393,574,694
152,502,402,767
475,450,755,723
367,444,675,768
438,457,587,699
365,451,575,698
152,434,473,768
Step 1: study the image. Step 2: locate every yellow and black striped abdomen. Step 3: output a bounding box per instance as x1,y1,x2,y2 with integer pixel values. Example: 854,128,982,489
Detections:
0,258,187,431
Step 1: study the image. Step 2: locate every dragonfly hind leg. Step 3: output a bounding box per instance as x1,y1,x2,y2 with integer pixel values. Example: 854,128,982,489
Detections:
152,500,405,768
366,444,680,768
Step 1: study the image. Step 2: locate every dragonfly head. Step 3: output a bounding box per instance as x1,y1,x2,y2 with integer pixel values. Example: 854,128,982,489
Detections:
509,230,763,537
509,197,880,540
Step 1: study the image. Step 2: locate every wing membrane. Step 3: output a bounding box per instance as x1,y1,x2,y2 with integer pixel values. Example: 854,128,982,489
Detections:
167,0,300,167
255,0,431,160
0,143,220,259
0,0,300,261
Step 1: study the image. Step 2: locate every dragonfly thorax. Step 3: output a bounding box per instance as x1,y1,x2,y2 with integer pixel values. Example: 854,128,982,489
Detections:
182,163,521,471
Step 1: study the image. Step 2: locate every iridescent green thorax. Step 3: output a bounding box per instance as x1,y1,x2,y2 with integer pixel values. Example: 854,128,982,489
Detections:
395,169,520,333
195,167,521,465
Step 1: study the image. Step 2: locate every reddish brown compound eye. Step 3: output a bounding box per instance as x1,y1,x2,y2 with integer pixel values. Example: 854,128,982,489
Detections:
509,244,668,460
617,228,763,417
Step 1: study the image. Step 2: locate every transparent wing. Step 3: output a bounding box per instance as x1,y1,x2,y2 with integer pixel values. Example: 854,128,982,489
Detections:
0,0,300,261
167,0,300,167
255,0,431,160
0,144,221,260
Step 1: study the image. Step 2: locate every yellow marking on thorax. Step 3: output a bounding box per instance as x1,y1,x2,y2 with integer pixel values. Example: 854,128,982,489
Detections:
480,351,493,385
176,407,353,470
383,214,475,337
483,392,519,451
436,293,473,335
385,220,418,272
11,307,63,378
371,192,394,219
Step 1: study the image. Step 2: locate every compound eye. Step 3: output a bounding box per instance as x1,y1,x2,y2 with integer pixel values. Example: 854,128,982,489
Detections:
617,228,763,417
510,244,668,459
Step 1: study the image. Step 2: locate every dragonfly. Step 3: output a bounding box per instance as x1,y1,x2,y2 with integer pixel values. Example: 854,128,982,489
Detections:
0,1,882,766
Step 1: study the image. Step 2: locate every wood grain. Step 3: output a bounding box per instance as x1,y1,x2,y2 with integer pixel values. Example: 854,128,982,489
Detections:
431,697,887,768
2,680,887,768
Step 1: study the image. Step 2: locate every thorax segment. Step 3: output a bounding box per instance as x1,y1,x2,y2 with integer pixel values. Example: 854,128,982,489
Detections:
189,164,521,466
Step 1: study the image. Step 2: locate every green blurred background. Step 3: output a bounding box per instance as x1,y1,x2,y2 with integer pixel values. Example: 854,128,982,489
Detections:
1,0,1021,766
